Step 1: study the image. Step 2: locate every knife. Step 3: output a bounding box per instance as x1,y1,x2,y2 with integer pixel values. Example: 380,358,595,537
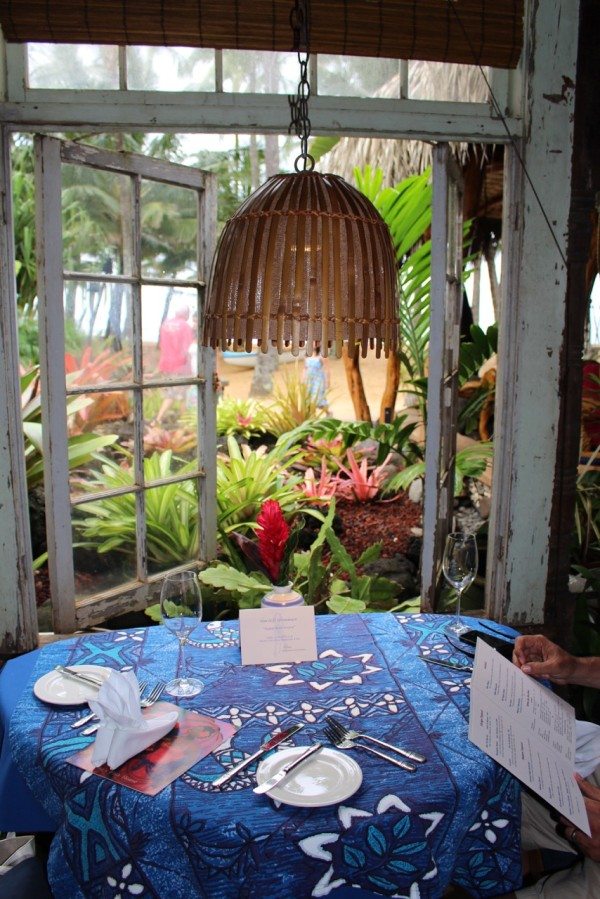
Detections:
253,743,323,795
55,665,105,688
421,657,473,672
213,723,304,788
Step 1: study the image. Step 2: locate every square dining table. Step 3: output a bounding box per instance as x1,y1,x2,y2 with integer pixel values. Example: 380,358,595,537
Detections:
3,612,522,897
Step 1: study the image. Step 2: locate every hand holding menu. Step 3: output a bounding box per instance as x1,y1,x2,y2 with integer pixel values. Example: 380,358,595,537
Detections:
469,638,591,835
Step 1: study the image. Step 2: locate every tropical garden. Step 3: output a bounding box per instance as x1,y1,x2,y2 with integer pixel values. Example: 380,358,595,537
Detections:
10,123,600,663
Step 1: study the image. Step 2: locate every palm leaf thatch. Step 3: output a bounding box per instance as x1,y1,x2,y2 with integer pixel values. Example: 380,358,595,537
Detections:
320,61,490,185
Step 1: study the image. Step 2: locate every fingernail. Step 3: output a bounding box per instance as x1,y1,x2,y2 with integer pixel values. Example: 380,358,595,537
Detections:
522,665,531,674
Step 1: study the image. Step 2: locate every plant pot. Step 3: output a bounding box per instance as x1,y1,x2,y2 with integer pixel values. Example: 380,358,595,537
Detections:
261,583,304,608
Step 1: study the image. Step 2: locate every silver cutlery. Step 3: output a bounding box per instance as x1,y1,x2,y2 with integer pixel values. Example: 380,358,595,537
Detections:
325,715,426,764
55,665,105,688
214,723,304,788
421,657,473,672
71,680,148,729
81,681,165,736
253,743,323,795
324,724,416,772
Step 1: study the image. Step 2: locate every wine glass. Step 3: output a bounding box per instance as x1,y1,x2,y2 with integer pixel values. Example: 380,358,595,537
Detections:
442,532,478,636
160,570,204,697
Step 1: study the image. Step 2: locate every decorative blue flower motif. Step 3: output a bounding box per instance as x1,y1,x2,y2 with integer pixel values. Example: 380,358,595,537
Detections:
469,808,509,844
440,676,471,693
267,649,381,691
106,862,144,896
299,794,441,896
419,642,449,658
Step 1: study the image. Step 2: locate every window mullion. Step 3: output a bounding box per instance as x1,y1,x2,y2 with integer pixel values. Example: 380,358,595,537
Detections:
130,173,148,582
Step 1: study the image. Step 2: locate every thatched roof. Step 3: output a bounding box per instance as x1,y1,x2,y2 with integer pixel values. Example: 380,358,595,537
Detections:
320,61,490,186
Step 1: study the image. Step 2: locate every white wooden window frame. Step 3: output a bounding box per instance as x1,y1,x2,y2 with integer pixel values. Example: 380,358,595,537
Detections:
1,42,519,142
34,135,217,633
421,144,465,609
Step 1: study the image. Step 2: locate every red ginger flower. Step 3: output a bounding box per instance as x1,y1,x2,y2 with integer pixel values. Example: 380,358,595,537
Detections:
256,500,291,584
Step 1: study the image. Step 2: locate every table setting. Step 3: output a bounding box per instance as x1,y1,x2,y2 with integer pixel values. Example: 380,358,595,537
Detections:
1,612,523,897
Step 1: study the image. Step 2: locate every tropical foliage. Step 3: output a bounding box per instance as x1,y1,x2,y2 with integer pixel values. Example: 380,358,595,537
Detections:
22,367,117,491
199,501,400,615
383,441,494,499
74,451,199,566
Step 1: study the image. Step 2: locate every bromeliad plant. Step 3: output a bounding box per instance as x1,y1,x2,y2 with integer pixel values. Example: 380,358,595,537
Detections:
335,448,393,502
278,414,421,468
215,396,268,440
199,500,399,614
216,436,305,541
73,450,199,566
226,499,304,587
261,368,327,438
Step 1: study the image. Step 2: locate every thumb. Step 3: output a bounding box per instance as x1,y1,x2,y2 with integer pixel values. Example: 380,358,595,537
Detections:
521,660,556,679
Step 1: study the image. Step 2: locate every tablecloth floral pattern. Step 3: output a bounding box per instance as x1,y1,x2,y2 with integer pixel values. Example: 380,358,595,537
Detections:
10,612,522,898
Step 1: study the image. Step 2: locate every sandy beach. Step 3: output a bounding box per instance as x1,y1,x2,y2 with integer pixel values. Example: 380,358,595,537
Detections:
217,349,396,422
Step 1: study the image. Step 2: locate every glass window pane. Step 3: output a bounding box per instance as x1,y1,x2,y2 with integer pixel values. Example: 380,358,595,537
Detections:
27,43,119,90
62,165,133,276
223,50,297,93
145,480,199,575
317,56,400,98
72,495,137,598
64,280,134,383
141,181,198,279
68,420,133,500
408,61,489,102
126,46,215,91
143,384,198,456
142,286,198,383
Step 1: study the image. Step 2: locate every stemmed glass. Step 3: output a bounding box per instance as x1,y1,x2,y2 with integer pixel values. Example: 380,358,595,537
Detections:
442,532,478,636
160,570,204,697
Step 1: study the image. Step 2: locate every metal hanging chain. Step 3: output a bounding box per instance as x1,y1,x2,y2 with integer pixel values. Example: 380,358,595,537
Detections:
288,0,315,172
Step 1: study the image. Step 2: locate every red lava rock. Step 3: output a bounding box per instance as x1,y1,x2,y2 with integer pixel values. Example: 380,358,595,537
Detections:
333,494,421,559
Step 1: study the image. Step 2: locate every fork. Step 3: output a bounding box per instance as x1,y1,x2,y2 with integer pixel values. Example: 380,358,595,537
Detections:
325,716,427,764
323,724,417,772
81,681,165,736
71,680,148,730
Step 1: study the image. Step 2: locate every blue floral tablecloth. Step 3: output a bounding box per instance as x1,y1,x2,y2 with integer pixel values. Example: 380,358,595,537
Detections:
10,612,522,898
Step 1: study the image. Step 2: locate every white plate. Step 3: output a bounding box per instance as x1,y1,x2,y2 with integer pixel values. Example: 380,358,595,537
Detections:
33,665,112,706
256,746,362,807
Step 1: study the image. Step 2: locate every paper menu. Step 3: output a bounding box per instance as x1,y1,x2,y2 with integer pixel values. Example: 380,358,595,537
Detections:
239,605,318,666
469,638,591,835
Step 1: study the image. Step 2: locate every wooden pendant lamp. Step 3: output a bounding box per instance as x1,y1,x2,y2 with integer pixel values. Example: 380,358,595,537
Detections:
202,0,398,359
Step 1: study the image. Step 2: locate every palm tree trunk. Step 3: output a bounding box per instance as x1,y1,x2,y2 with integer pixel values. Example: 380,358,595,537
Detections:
342,344,371,421
379,351,400,423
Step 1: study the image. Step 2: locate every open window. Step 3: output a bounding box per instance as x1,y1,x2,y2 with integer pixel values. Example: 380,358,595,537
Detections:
34,136,217,632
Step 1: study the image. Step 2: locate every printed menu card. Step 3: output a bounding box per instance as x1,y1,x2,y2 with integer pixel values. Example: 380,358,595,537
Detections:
469,638,591,835
239,605,318,665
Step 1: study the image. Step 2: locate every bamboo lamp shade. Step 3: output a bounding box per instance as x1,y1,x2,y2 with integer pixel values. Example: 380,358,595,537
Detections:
203,171,399,358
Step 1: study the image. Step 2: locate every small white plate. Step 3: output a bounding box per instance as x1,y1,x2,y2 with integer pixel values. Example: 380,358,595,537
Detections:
33,665,112,706
256,746,362,807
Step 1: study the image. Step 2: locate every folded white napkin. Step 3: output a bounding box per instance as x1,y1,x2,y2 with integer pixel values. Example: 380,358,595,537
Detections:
88,671,178,770
575,719,600,778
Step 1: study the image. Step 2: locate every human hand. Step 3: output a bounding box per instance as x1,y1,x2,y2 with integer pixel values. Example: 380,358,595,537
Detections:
559,775,600,861
512,634,578,684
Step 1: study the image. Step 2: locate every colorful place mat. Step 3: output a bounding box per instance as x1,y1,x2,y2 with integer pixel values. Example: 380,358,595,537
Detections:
68,702,236,795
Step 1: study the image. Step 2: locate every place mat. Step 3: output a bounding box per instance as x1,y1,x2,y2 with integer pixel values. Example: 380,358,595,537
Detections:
68,702,236,795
